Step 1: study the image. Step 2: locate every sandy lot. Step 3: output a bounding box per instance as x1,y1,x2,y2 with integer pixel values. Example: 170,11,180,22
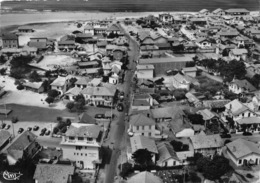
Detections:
16,22,84,46
0,76,66,109
31,55,78,70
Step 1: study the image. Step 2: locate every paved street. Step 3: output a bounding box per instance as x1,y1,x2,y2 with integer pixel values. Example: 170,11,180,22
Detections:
103,23,139,183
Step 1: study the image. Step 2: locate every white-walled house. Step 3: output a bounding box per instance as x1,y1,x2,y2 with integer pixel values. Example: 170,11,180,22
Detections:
229,48,248,61
84,25,94,35
226,138,260,166
81,86,116,107
176,128,195,138
50,76,70,95
195,38,212,48
182,67,197,78
136,64,154,79
158,13,173,23
228,79,256,94
172,73,191,90
60,124,102,169
156,142,194,167
128,113,166,139
190,132,223,158
224,99,258,121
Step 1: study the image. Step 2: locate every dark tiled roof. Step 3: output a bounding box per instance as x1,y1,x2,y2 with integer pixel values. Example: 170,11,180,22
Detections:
2,33,18,40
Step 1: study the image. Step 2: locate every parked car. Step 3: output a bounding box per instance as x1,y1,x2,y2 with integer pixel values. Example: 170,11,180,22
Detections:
18,128,24,134
117,103,124,112
243,132,252,136
95,114,105,119
220,133,231,138
0,123,6,129
27,127,32,131
4,124,11,130
33,126,39,131
40,131,45,136
45,130,51,136
41,128,47,134
119,91,125,99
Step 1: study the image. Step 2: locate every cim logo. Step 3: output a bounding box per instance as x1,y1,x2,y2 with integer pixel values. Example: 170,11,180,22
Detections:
2,171,23,181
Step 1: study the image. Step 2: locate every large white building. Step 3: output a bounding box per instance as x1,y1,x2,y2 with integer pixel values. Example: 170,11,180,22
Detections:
60,124,102,169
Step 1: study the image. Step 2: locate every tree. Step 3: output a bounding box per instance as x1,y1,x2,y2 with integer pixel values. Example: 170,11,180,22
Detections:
196,156,211,172
45,96,54,105
29,70,41,82
16,84,24,90
170,140,189,152
187,114,204,125
69,77,77,87
0,68,7,75
132,149,153,168
11,116,19,124
97,68,104,76
42,80,51,92
0,153,8,171
0,55,8,64
119,162,133,178
66,102,75,112
74,94,85,111
48,89,59,98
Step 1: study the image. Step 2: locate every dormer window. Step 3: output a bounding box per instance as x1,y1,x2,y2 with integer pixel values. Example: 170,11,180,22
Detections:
78,137,84,141
87,138,93,141
69,136,75,140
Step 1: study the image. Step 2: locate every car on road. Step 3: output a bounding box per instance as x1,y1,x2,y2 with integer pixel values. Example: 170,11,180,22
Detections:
220,133,231,138
41,128,47,134
119,91,124,99
117,103,124,112
45,130,51,136
33,126,39,131
243,132,252,136
18,128,24,134
27,127,32,131
95,114,105,119
4,124,11,130
0,123,6,129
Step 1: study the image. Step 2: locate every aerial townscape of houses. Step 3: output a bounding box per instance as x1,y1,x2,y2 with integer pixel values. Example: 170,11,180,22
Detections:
2,7,260,183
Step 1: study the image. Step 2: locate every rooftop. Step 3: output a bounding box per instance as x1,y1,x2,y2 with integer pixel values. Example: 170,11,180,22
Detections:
127,171,163,183
226,138,260,159
139,57,193,64
190,132,222,150
33,164,75,183
130,135,158,154
65,124,101,138
129,113,155,126
0,130,11,148
225,99,250,116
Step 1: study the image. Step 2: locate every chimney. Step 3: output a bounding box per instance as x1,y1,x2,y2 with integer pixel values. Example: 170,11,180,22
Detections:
230,104,232,110
27,135,31,142
232,146,236,152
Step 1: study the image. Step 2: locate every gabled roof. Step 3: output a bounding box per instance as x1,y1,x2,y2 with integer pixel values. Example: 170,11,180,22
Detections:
199,9,209,13
130,135,158,154
78,112,96,124
51,77,67,87
226,138,260,159
84,25,94,30
129,114,155,126
0,130,11,148
151,106,184,119
127,171,163,183
81,86,116,96
197,109,215,121
212,8,224,14
230,79,256,92
33,164,75,183
196,37,210,43
136,64,154,70
230,48,248,55
139,57,193,64
23,81,43,90
225,99,249,116
157,142,179,164
65,87,82,96
65,124,100,138
172,73,191,84
2,33,18,40
190,132,223,150
107,24,120,32
28,42,48,49
236,117,260,125
226,8,249,13
75,77,91,85
5,131,37,161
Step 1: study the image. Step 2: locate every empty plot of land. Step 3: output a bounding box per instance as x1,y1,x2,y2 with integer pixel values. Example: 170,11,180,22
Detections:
31,55,78,70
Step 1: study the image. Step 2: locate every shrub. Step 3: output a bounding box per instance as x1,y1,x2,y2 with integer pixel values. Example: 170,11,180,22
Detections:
53,127,59,134
17,84,24,90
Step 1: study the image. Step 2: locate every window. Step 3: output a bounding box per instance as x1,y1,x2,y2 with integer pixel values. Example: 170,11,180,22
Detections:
87,138,93,141
142,126,145,130
238,159,242,164
149,126,152,130
76,146,82,150
81,153,83,156
78,137,84,141
136,126,139,130
248,113,251,117
142,133,144,136
148,132,152,136
74,153,76,155
85,147,88,149
85,154,87,156
69,137,75,140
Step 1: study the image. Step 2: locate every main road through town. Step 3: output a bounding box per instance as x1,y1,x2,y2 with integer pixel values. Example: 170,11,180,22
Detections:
104,23,139,183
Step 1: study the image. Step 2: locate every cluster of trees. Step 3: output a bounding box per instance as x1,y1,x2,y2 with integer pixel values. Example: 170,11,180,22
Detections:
45,89,60,105
0,55,8,64
10,55,34,79
197,59,246,82
196,155,231,181
53,117,71,134
187,114,204,125
66,94,86,112
170,140,189,152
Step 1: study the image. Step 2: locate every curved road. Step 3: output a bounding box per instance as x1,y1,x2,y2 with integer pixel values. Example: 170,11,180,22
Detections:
104,23,139,183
